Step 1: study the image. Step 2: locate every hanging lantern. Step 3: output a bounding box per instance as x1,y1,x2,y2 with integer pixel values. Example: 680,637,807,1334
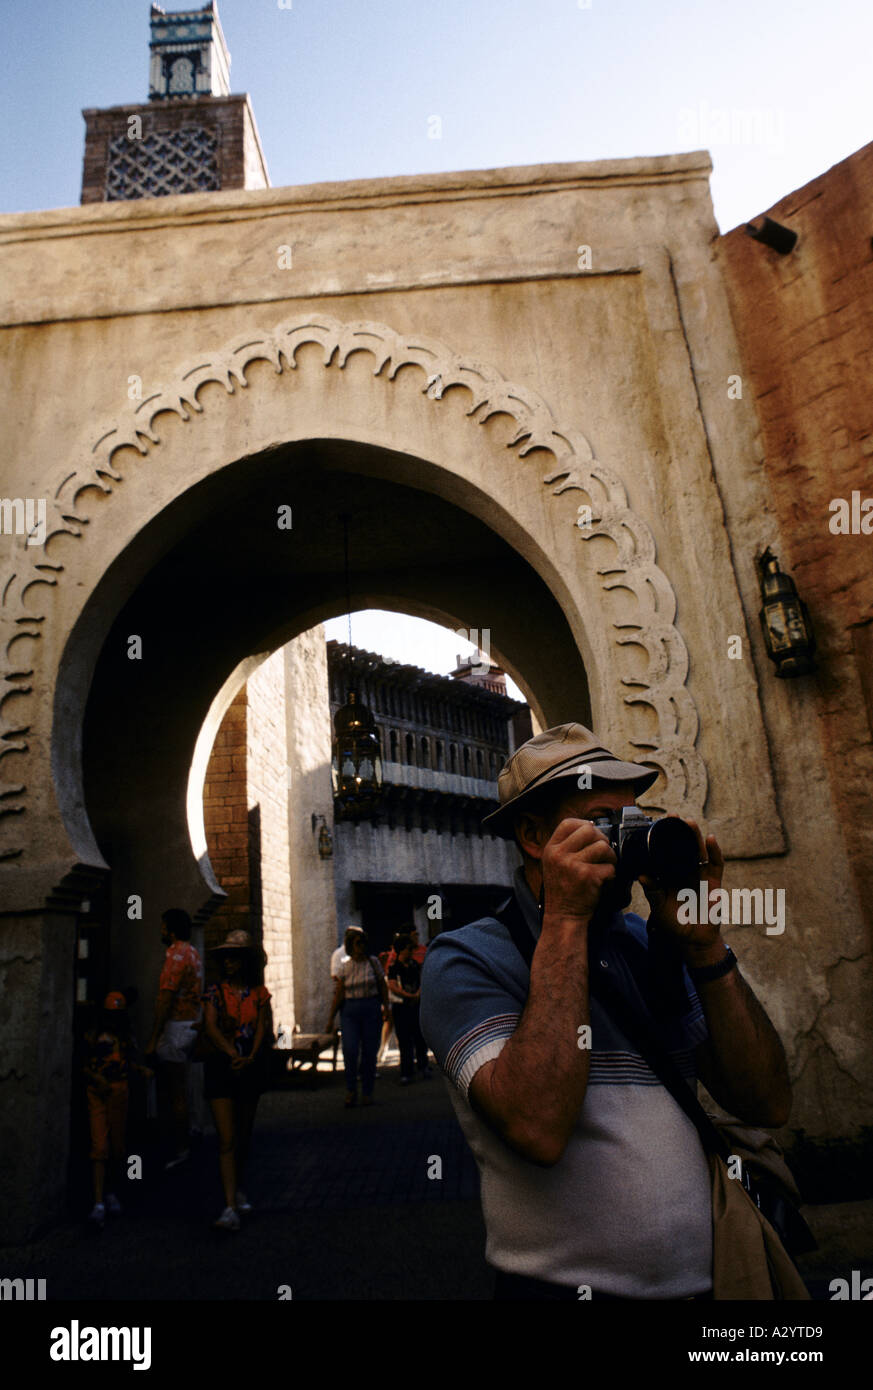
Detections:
758,548,816,678
330,514,384,813
332,688,383,804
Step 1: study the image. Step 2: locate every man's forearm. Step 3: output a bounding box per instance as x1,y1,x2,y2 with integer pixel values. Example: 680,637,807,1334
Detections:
480,915,591,1165
685,938,791,1125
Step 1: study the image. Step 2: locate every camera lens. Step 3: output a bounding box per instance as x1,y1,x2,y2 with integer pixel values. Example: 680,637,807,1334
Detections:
646,817,700,892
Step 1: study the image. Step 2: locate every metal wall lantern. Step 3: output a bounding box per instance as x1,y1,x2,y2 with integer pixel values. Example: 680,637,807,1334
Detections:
744,217,798,256
757,547,816,678
311,813,334,859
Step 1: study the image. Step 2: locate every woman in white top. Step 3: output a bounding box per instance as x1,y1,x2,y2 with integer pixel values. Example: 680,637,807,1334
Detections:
326,931,390,1107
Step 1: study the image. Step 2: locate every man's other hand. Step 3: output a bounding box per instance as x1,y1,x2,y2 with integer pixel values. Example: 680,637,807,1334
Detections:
640,820,725,950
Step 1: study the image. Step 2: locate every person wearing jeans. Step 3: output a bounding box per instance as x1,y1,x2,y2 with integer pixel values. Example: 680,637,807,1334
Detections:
387,933,425,1084
326,931,390,1107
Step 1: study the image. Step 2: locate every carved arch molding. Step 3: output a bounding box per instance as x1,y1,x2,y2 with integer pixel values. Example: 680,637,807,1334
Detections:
0,313,707,861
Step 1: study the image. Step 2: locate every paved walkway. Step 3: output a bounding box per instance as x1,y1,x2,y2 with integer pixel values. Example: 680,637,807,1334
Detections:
3,1054,872,1301
3,1058,492,1301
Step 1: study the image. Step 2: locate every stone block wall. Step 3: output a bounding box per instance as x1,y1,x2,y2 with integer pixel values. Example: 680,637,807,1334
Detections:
285,629,338,1033
247,651,294,1028
718,140,873,934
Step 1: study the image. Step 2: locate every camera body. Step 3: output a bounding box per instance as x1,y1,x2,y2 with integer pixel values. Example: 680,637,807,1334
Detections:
591,806,699,894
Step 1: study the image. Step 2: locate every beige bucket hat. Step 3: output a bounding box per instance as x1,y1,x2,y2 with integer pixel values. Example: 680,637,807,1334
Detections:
481,722,658,839
211,929,256,952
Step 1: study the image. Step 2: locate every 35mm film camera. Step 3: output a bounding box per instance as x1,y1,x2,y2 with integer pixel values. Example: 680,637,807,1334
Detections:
591,807,700,894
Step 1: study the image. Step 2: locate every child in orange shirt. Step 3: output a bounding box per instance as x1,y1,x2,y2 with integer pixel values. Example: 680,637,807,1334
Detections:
83,991,152,1228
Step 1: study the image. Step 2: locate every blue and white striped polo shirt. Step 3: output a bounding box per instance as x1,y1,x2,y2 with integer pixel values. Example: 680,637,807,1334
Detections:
420,866,713,1297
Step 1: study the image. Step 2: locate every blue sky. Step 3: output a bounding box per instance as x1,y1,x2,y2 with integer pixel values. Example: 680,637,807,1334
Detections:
2,0,870,226
2,0,869,689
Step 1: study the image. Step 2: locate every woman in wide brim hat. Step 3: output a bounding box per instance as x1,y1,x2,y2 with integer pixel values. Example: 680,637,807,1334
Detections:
210,928,261,957
201,929,272,1231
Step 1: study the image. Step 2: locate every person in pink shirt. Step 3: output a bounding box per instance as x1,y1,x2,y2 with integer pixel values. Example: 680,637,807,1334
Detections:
146,908,203,1170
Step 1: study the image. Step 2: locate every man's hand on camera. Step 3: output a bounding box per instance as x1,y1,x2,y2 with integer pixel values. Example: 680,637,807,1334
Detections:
640,819,725,953
541,818,617,924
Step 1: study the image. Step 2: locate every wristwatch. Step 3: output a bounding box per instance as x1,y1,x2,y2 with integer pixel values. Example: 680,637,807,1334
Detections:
686,945,738,983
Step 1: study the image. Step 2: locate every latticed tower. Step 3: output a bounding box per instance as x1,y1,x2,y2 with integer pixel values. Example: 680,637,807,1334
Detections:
80,1,269,203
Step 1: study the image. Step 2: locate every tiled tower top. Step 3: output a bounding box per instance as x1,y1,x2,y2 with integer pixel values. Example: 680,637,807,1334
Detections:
80,1,268,202
149,2,231,101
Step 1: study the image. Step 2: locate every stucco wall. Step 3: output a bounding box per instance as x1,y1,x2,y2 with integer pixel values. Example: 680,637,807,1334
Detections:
0,912,76,1242
246,649,293,1023
0,152,870,1214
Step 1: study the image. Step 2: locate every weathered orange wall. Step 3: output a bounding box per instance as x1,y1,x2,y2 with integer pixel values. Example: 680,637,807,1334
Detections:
201,658,293,1020
718,141,873,932
203,686,250,947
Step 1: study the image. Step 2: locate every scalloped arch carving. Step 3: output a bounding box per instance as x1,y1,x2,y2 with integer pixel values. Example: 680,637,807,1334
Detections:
0,313,707,858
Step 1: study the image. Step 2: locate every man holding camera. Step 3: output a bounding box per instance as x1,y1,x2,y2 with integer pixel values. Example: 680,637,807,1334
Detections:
420,723,791,1300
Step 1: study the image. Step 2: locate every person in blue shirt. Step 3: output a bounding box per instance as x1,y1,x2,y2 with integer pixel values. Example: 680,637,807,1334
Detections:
420,722,791,1300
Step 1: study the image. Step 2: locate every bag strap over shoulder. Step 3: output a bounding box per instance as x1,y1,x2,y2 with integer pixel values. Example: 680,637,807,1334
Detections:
587,953,732,1163
495,892,536,967
368,956,383,995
